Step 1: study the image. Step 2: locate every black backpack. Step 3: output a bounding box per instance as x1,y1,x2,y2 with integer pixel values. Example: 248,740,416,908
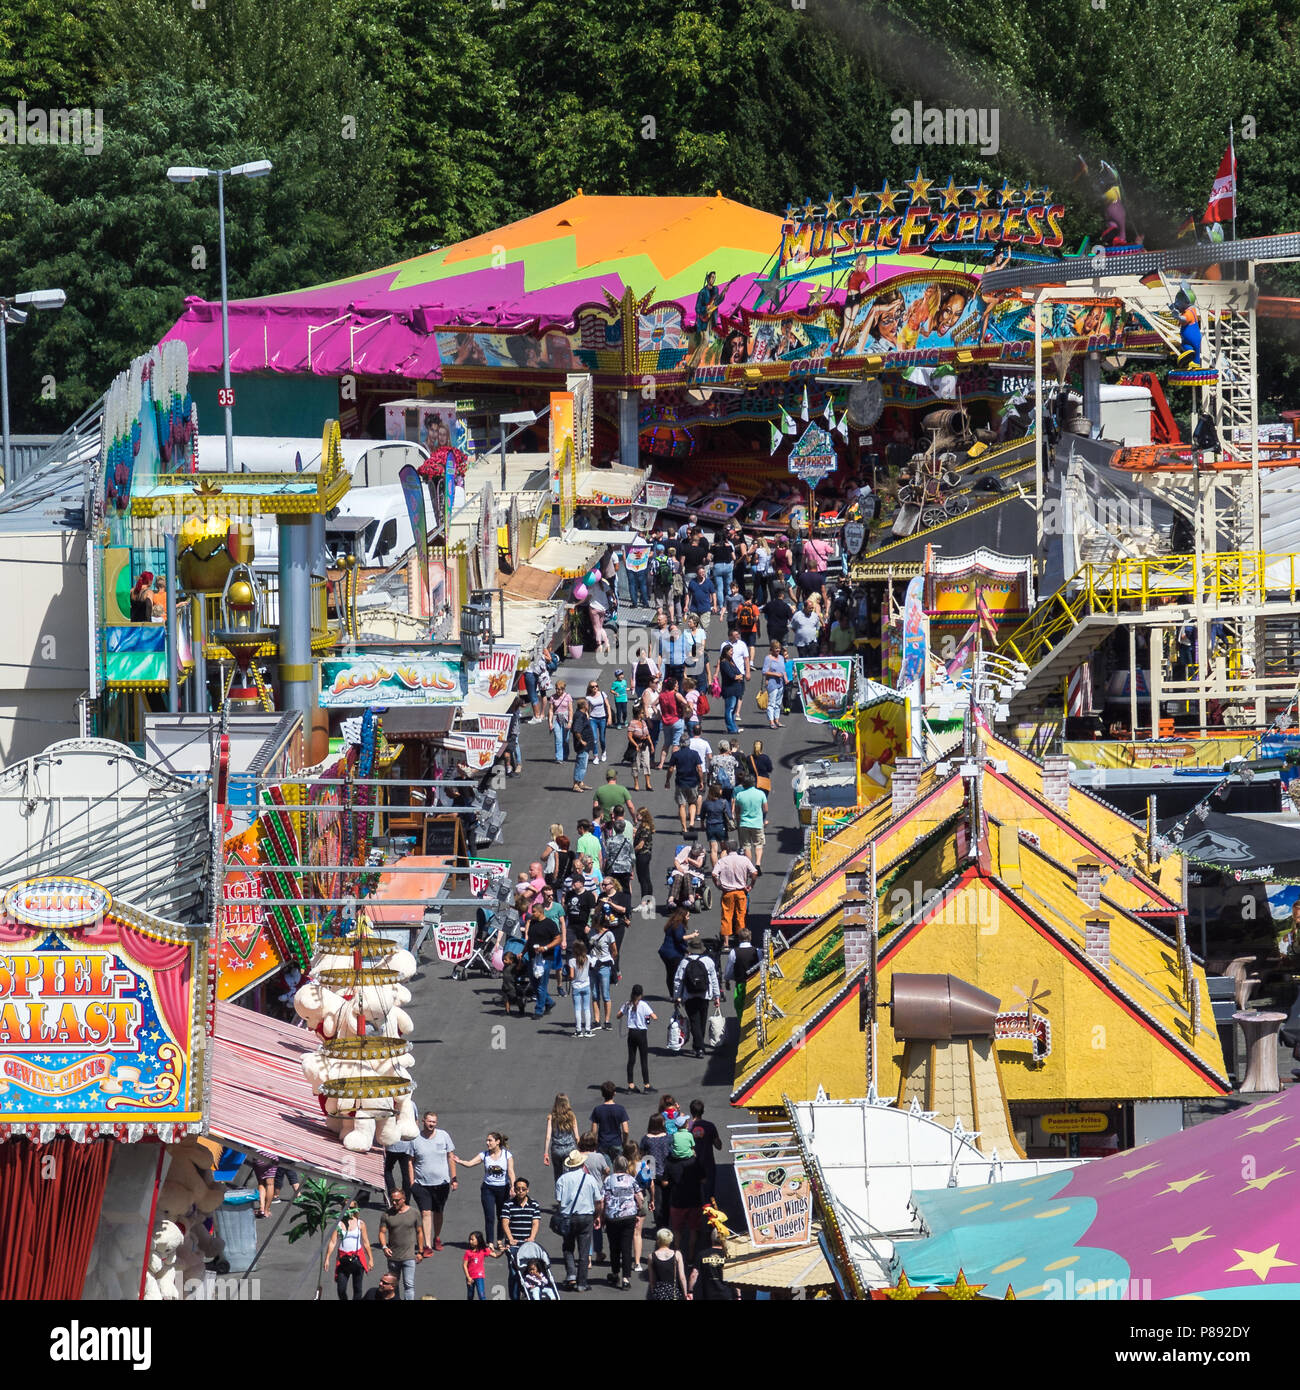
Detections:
683,956,710,996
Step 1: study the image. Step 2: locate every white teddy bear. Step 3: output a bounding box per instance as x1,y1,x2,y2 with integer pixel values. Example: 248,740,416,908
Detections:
297,941,420,1154
143,1220,185,1301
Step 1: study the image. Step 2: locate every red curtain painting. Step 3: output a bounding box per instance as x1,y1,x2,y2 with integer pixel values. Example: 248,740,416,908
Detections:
0,1137,114,1299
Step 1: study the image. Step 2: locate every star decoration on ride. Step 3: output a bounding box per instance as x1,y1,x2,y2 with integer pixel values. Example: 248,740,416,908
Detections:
1022,183,1039,205
998,180,1021,207
904,168,934,204
823,192,842,219
800,196,819,220
874,181,904,213
944,1268,987,1300
1155,1227,1215,1255
844,184,869,215
970,179,992,208
752,267,789,312
883,1271,920,1301
1224,1243,1296,1282
937,177,965,210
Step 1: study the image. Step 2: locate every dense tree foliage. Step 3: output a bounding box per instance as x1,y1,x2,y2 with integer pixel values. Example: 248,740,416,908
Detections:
1,0,1299,427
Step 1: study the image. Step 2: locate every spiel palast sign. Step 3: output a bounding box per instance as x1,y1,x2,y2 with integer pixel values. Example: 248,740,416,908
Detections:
0,876,201,1130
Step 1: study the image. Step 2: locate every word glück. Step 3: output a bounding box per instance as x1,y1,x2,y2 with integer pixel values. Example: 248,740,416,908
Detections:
0,103,104,156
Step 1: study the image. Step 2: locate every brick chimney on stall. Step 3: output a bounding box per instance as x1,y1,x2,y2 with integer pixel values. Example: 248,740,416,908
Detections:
1041,755,1071,812
842,868,875,976
1073,855,1103,909
1083,911,1112,971
891,758,924,819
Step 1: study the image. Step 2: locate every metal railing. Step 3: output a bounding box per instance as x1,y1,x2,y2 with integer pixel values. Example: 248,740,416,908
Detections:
199,573,340,651
1000,551,1300,670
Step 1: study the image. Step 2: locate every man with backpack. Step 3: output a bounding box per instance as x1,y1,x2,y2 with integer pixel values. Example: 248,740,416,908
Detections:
736,593,761,651
672,940,721,1059
723,928,760,1015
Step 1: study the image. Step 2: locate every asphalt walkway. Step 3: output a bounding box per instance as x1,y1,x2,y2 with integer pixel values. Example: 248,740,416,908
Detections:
253,622,837,1300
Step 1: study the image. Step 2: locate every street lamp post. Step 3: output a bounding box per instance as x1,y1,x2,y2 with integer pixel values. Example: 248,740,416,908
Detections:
166,160,272,474
0,287,67,484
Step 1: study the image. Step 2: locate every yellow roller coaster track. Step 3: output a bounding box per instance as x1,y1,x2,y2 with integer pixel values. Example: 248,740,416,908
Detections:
999,551,1300,670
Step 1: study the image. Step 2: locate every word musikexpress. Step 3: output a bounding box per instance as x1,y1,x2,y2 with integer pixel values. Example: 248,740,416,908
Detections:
780,203,1066,263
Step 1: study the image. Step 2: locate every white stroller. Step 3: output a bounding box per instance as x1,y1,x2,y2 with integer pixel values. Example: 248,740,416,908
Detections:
509,1240,560,1300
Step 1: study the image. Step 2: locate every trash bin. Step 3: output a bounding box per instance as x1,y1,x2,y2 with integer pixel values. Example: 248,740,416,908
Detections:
214,1189,259,1274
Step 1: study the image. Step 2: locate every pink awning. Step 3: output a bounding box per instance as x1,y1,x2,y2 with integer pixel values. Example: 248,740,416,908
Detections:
208,1002,384,1188
366,855,451,928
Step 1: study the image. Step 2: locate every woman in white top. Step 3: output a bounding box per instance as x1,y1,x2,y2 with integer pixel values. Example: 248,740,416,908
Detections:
323,1202,373,1301
568,939,594,1037
459,1131,517,1244
617,984,658,1093
588,921,619,1030
586,680,610,763
751,537,773,604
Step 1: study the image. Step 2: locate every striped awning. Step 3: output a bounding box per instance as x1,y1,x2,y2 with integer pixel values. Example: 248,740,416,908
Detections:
208,1002,385,1188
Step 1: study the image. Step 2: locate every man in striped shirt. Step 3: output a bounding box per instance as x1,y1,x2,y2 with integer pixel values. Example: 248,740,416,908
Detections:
500,1178,542,1299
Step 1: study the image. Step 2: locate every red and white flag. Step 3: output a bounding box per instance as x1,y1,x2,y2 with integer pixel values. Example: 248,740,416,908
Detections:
1202,145,1236,225
1067,661,1093,716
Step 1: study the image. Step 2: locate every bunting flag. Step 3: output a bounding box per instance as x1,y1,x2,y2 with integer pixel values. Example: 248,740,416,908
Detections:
945,623,978,680
1067,661,1093,716
780,407,798,435
836,409,851,438
976,588,1000,642
972,702,993,741
800,385,810,421
770,420,784,454
1202,143,1236,225
823,394,836,427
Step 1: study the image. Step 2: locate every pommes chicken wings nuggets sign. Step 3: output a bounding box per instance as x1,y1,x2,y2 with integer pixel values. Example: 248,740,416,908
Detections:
0,877,201,1129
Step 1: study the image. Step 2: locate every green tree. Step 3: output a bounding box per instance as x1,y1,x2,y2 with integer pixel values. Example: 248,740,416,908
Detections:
286,1177,351,1301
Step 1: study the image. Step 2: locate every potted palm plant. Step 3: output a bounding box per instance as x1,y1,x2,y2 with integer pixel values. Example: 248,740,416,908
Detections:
286,1177,350,1300
566,605,586,660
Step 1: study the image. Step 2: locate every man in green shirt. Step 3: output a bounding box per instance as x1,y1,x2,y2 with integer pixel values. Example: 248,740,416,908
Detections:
575,819,603,866
733,783,769,871
592,770,636,826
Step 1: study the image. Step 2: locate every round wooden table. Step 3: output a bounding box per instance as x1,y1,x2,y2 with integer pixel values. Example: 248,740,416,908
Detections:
1233,1010,1287,1094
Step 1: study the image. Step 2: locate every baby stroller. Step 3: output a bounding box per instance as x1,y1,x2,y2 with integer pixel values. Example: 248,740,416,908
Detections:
500,948,538,1016
665,846,714,913
509,1240,560,1300
451,906,504,981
